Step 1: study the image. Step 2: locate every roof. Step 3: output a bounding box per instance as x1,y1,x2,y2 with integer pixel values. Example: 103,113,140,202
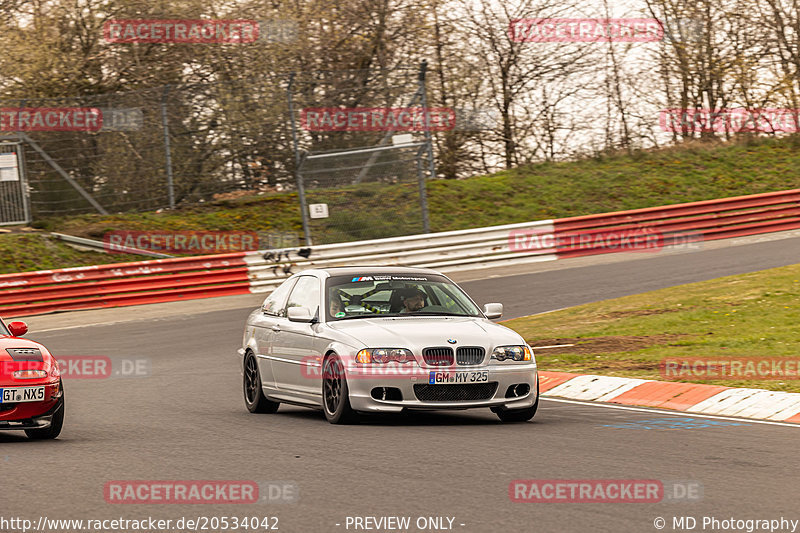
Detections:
301,266,442,277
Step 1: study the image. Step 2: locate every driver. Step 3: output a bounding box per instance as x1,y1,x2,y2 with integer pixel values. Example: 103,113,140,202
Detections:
399,287,427,313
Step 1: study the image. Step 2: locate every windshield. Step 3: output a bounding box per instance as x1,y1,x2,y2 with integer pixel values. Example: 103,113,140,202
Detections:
0,319,8,336
325,273,482,321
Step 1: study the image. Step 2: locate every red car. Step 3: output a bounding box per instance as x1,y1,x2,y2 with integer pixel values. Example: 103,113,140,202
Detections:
0,318,64,439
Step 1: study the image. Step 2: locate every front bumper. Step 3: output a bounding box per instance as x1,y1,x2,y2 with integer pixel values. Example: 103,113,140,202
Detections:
345,364,538,413
0,396,63,430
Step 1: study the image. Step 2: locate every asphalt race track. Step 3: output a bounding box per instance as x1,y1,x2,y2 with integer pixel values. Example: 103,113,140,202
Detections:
3,236,800,533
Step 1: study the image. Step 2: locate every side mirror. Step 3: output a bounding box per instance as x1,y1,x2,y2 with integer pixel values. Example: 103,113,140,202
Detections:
483,303,503,319
287,307,314,323
7,321,28,337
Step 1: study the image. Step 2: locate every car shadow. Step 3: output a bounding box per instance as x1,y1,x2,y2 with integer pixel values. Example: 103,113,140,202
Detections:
277,407,529,426
361,410,506,426
0,432,34,443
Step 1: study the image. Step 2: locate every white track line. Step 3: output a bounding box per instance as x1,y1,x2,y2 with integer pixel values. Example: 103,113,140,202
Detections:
34,320,148,333
540,397,800,428
532,344,575,349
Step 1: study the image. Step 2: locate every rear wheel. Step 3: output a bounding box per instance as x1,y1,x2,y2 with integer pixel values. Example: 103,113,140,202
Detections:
493,394,538,423
244,352,279,414
25,387,64,440
322,355,359,424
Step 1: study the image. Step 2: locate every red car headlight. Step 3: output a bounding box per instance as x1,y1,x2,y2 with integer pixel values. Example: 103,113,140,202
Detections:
13,369,48,379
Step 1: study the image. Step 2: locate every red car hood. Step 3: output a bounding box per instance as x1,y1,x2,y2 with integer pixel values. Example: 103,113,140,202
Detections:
0,335,59,385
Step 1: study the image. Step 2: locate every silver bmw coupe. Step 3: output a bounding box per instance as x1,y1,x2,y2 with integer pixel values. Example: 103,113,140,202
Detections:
239,267,538,424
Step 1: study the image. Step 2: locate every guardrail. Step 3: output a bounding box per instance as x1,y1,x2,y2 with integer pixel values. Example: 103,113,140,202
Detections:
50,232,173,258
0,254,250,317
551,188,800,258
2,188,799,317
247,189,800,290
246,220,556,292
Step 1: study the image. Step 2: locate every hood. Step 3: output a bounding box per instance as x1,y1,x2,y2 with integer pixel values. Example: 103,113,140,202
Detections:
0,336,58,384
328,316,524,353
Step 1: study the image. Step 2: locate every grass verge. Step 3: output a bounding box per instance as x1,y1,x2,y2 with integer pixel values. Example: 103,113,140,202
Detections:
4,135,800,272
504,262,800,392
0,234,143,275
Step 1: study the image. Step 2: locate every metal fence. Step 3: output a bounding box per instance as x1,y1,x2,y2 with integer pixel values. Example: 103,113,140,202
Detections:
287,63,436,244
0,80,294,216
0,63,438,245
0,142,30,225
296,142,432,244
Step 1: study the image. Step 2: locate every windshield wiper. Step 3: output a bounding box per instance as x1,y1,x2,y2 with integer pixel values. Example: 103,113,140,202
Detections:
404,311,465,317
334,314,387,320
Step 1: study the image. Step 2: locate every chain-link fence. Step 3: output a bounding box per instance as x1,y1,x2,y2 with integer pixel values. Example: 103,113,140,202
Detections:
0,63,437,245
297,142,432,243
0,142,30,225
0,77,296,216
287,63,437,244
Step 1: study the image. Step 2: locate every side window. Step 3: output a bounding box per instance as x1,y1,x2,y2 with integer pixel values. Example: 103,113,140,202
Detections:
262,278,297,317
286,276,321,317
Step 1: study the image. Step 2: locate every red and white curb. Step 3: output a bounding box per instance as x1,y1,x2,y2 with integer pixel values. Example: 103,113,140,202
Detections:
538,371,800,423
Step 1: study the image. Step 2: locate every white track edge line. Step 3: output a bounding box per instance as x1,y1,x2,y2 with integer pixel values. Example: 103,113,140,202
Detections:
540,397,800,428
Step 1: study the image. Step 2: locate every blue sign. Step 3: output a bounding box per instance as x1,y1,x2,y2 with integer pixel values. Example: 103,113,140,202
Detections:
601,417,749,430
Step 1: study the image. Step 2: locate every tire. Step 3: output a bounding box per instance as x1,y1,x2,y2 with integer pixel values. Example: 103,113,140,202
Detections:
493,393,538,423
25,386,64,440
244,352,279,414
322,354,359,424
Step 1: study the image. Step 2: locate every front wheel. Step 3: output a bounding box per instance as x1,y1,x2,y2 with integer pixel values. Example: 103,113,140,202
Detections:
26,388,64,440
493,394,538,423
322,355,359,424
244,352,279,414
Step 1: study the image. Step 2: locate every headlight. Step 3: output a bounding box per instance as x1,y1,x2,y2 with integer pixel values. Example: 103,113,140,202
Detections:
492,345,532,362
13,369,47,379
356,348,416,364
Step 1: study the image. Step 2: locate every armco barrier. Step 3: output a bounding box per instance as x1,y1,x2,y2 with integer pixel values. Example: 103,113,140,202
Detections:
0,253,250,317
246,189,800,291
246,220,556,292
2,189,799,316
551,188,800,258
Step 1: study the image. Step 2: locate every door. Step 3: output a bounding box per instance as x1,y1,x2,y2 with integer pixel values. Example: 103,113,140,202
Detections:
251,277,297,390
270,275,322,397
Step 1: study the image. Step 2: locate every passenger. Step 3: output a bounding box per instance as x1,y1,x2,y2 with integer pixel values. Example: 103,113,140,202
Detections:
330,292,345,316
